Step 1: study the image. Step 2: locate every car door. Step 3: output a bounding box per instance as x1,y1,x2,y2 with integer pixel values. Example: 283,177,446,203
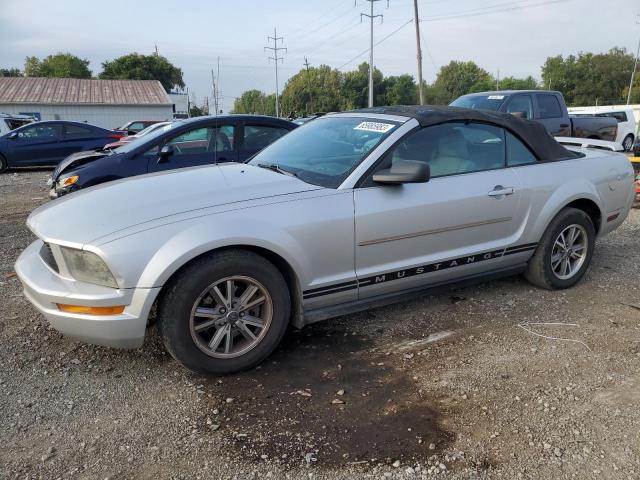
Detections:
353,121,527,300
238,122,291,162
60,124,101,157
6,123,64,166
147,121,238,173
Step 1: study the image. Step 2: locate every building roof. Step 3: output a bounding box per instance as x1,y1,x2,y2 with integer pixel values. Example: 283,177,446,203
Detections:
354,105,574,161
0,77,171,106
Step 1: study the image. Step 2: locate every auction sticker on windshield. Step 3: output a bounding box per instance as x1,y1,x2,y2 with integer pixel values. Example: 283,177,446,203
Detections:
354,121,395,133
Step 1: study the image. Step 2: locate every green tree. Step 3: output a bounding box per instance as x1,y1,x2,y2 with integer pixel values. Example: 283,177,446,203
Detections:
341,62,385,109
99,53,184,92
231,90,276,115
383,74,417,105
189,104,207,117
0,68,22,77
542,48,634,106
432,61,492,103
498,76,538,90
23,53,91,78
280,64,343,116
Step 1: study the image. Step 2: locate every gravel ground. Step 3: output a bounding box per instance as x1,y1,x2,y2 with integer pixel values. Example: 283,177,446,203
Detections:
1,170,639,480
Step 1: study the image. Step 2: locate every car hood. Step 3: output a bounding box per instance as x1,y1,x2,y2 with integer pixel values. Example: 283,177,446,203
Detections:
52,150,110,179
29,163,324,247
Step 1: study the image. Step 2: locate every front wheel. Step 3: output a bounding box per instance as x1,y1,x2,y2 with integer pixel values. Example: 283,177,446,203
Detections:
0,154,7,173
157,250,291,375
524,208,595,290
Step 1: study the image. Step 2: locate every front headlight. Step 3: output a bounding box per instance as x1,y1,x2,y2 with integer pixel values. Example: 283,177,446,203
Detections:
57,175,79,191
60,247,119,288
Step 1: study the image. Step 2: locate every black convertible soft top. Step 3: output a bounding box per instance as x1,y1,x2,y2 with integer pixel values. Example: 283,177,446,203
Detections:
353,105,576,162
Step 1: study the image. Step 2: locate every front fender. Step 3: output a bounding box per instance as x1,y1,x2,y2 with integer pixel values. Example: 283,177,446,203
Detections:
98,213,310,291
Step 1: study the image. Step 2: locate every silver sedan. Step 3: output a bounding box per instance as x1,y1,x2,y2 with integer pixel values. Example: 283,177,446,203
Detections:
15,107,635,374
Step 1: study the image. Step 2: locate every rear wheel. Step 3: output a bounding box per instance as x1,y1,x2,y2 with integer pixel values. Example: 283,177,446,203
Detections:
623,134,634,152
0,154,7,173
524,208,595,290
157,249,290,375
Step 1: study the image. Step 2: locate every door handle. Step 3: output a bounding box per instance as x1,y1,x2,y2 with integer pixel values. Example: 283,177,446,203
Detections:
560,123,569,128
488,186,515,197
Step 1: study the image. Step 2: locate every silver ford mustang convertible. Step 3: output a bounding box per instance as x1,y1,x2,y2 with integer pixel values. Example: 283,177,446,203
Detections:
16,106,635,374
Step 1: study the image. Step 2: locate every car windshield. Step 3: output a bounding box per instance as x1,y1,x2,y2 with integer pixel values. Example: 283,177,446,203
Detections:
248,116,400,188
111,123,175,154
450,94,508,111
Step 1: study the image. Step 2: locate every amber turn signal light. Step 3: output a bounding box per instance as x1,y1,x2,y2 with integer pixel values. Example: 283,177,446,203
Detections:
57,304,125,315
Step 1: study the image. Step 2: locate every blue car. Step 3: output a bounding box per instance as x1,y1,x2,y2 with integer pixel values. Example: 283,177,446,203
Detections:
48,115,297,197
0,120,124,172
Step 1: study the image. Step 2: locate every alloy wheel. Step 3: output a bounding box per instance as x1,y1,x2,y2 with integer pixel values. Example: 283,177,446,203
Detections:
189,275,273,358
550,224,588,280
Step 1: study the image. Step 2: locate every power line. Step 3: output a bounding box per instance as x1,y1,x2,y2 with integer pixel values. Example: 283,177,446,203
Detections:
337,18,413,70
336,0,567,71
264,28,287,117
420,0,568,22
287,0,349,38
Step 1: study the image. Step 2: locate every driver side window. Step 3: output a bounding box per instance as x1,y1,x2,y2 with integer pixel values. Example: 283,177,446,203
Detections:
363,122,506,187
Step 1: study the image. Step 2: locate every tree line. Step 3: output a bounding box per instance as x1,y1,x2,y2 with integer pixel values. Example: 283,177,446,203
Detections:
232,47,640,116
0,52,185,93
3,47,640,116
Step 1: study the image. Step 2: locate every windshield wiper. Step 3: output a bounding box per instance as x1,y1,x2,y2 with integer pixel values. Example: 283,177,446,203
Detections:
256,163,297,177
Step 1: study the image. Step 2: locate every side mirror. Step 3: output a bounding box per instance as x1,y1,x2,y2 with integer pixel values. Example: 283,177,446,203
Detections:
157,144,174,163
127,129,137,136
510,111,527,119
373,160,430,185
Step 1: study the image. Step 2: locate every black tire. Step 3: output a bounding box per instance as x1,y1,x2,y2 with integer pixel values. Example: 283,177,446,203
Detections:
524,207,595,290
623,134,634,152
157,249,290,375
0,154,7,173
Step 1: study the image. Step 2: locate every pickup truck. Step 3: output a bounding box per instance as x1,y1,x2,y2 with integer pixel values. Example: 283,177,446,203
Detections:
15,106,635,374
451,90,617,141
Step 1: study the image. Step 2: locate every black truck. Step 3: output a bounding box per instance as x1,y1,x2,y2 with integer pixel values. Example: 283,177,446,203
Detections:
451,90,617,142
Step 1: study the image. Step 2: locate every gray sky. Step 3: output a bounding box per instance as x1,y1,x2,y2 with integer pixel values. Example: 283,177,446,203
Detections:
0,0,637,112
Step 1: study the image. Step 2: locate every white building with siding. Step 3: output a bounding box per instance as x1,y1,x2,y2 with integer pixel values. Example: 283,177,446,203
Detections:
0,77,173,129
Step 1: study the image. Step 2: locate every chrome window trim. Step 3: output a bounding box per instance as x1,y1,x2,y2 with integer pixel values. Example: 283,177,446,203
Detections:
338,117,419,190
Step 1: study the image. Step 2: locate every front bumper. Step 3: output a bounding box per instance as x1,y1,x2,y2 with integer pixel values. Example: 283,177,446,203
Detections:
15,240,160,349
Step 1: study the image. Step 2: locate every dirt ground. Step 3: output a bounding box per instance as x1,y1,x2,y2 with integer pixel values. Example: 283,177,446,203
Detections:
1,170,639,480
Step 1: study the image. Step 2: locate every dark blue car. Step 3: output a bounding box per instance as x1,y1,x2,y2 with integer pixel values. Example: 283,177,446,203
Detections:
0,121,123,172
49,115,297,197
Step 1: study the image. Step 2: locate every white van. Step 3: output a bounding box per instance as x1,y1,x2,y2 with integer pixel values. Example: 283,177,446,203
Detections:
569,106,637,151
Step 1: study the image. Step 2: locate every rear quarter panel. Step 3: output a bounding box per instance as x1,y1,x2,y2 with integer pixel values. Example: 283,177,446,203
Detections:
512,150,633,243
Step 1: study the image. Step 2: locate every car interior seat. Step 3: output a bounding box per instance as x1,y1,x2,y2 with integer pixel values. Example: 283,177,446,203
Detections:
429,129,474,177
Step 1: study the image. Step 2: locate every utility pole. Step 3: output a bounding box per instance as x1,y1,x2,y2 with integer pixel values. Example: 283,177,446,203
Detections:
211,69,218,116
360,0,387,108
154,44,158,56
628,18,640,105
496,69,500,91
264,28,287,117
216,56,221,114
303,57,314,114
412,0,424,105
